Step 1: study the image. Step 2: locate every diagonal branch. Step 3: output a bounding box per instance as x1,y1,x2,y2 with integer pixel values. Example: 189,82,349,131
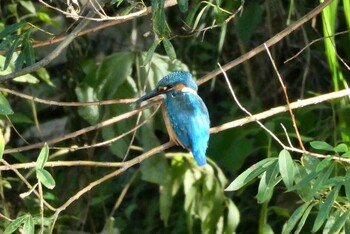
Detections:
197,0,335,86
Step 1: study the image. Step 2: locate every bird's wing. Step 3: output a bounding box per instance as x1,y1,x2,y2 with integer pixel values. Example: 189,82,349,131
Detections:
166,93,210,165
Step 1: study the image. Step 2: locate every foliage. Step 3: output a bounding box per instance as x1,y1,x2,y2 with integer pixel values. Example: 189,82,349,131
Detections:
0,0,350,233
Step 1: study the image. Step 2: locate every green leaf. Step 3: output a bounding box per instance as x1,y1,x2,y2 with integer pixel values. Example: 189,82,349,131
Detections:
0,35,17,51
36,143,49,170
75,85,100,124
23,38,35,66
224,199,240,234
22,214,34,234
0,129,5,160
36,67,53,86
282,202,311,234
310,141,334,151
278,150,295,189
0,93,14,115
4,37,22,70
36,168,56,189
15,50,25,70
334,143,348,153
19,1,36,14
256,161,280,203
294,202,315,234
185,2,201,27
178,0,188,12
312,184,340,232
162,38,176,61
225,158,277,191
0,21,26,39
328,209,350,234
344,170,350,201
315,157,333,173
342,151,350,158
143,39,160,65
3,215,27,234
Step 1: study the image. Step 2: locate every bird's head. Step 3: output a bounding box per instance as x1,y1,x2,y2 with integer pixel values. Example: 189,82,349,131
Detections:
134,71,198,104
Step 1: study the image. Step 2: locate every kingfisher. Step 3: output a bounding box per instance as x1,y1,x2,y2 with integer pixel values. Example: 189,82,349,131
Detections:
135,71,210,166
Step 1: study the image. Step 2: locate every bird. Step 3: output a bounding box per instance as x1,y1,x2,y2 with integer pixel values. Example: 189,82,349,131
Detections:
135,71,210,166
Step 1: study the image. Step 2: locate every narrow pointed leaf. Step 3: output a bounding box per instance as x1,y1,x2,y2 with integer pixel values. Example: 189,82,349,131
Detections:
0,129,5,160
23,38,35,66
23,215,34,234
36,168,55,189
344,170,350,201
282,202,310,234
278,150,295,189
294,202,315,234
162,38,176,61
315,157,333,173
0,21,26,39
256,161,280,203
4,37,22,70
312,185,340,232
328,210,350,234
3,215,27,234
225,158,277,191
36,143,49,170
143,40,160,65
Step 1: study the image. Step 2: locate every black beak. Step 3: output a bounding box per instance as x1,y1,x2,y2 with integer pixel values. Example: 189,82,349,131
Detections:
134,89,164,105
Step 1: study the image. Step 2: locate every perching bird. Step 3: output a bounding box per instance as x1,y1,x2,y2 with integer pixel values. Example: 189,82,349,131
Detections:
135,71,210,166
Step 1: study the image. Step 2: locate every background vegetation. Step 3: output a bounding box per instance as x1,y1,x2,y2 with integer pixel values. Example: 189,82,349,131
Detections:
0,0,350,233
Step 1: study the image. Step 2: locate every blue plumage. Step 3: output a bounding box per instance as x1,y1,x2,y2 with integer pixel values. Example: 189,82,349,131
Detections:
135,71,210,166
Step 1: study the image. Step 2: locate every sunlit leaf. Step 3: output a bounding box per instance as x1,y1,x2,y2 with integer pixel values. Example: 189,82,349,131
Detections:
19,1,36,14
224,199,240,233
312,184,340,232
225,158,277,191
0,93,13,115
3,215,27,234
278,150,295,189
334,143,348,153
36,168,56,189
310,141,334,151
36,143,49,170
22,214,34,234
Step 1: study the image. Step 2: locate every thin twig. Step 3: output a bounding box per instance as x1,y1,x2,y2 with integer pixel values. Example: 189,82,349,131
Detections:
50,141,174,232
218,63,286,148
197,0,334,86
3,101,160,154
0,87,134,106
0,159,56,211
284,30,350,64
0,10,95,82
264,43,305,151
210,89,350,134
